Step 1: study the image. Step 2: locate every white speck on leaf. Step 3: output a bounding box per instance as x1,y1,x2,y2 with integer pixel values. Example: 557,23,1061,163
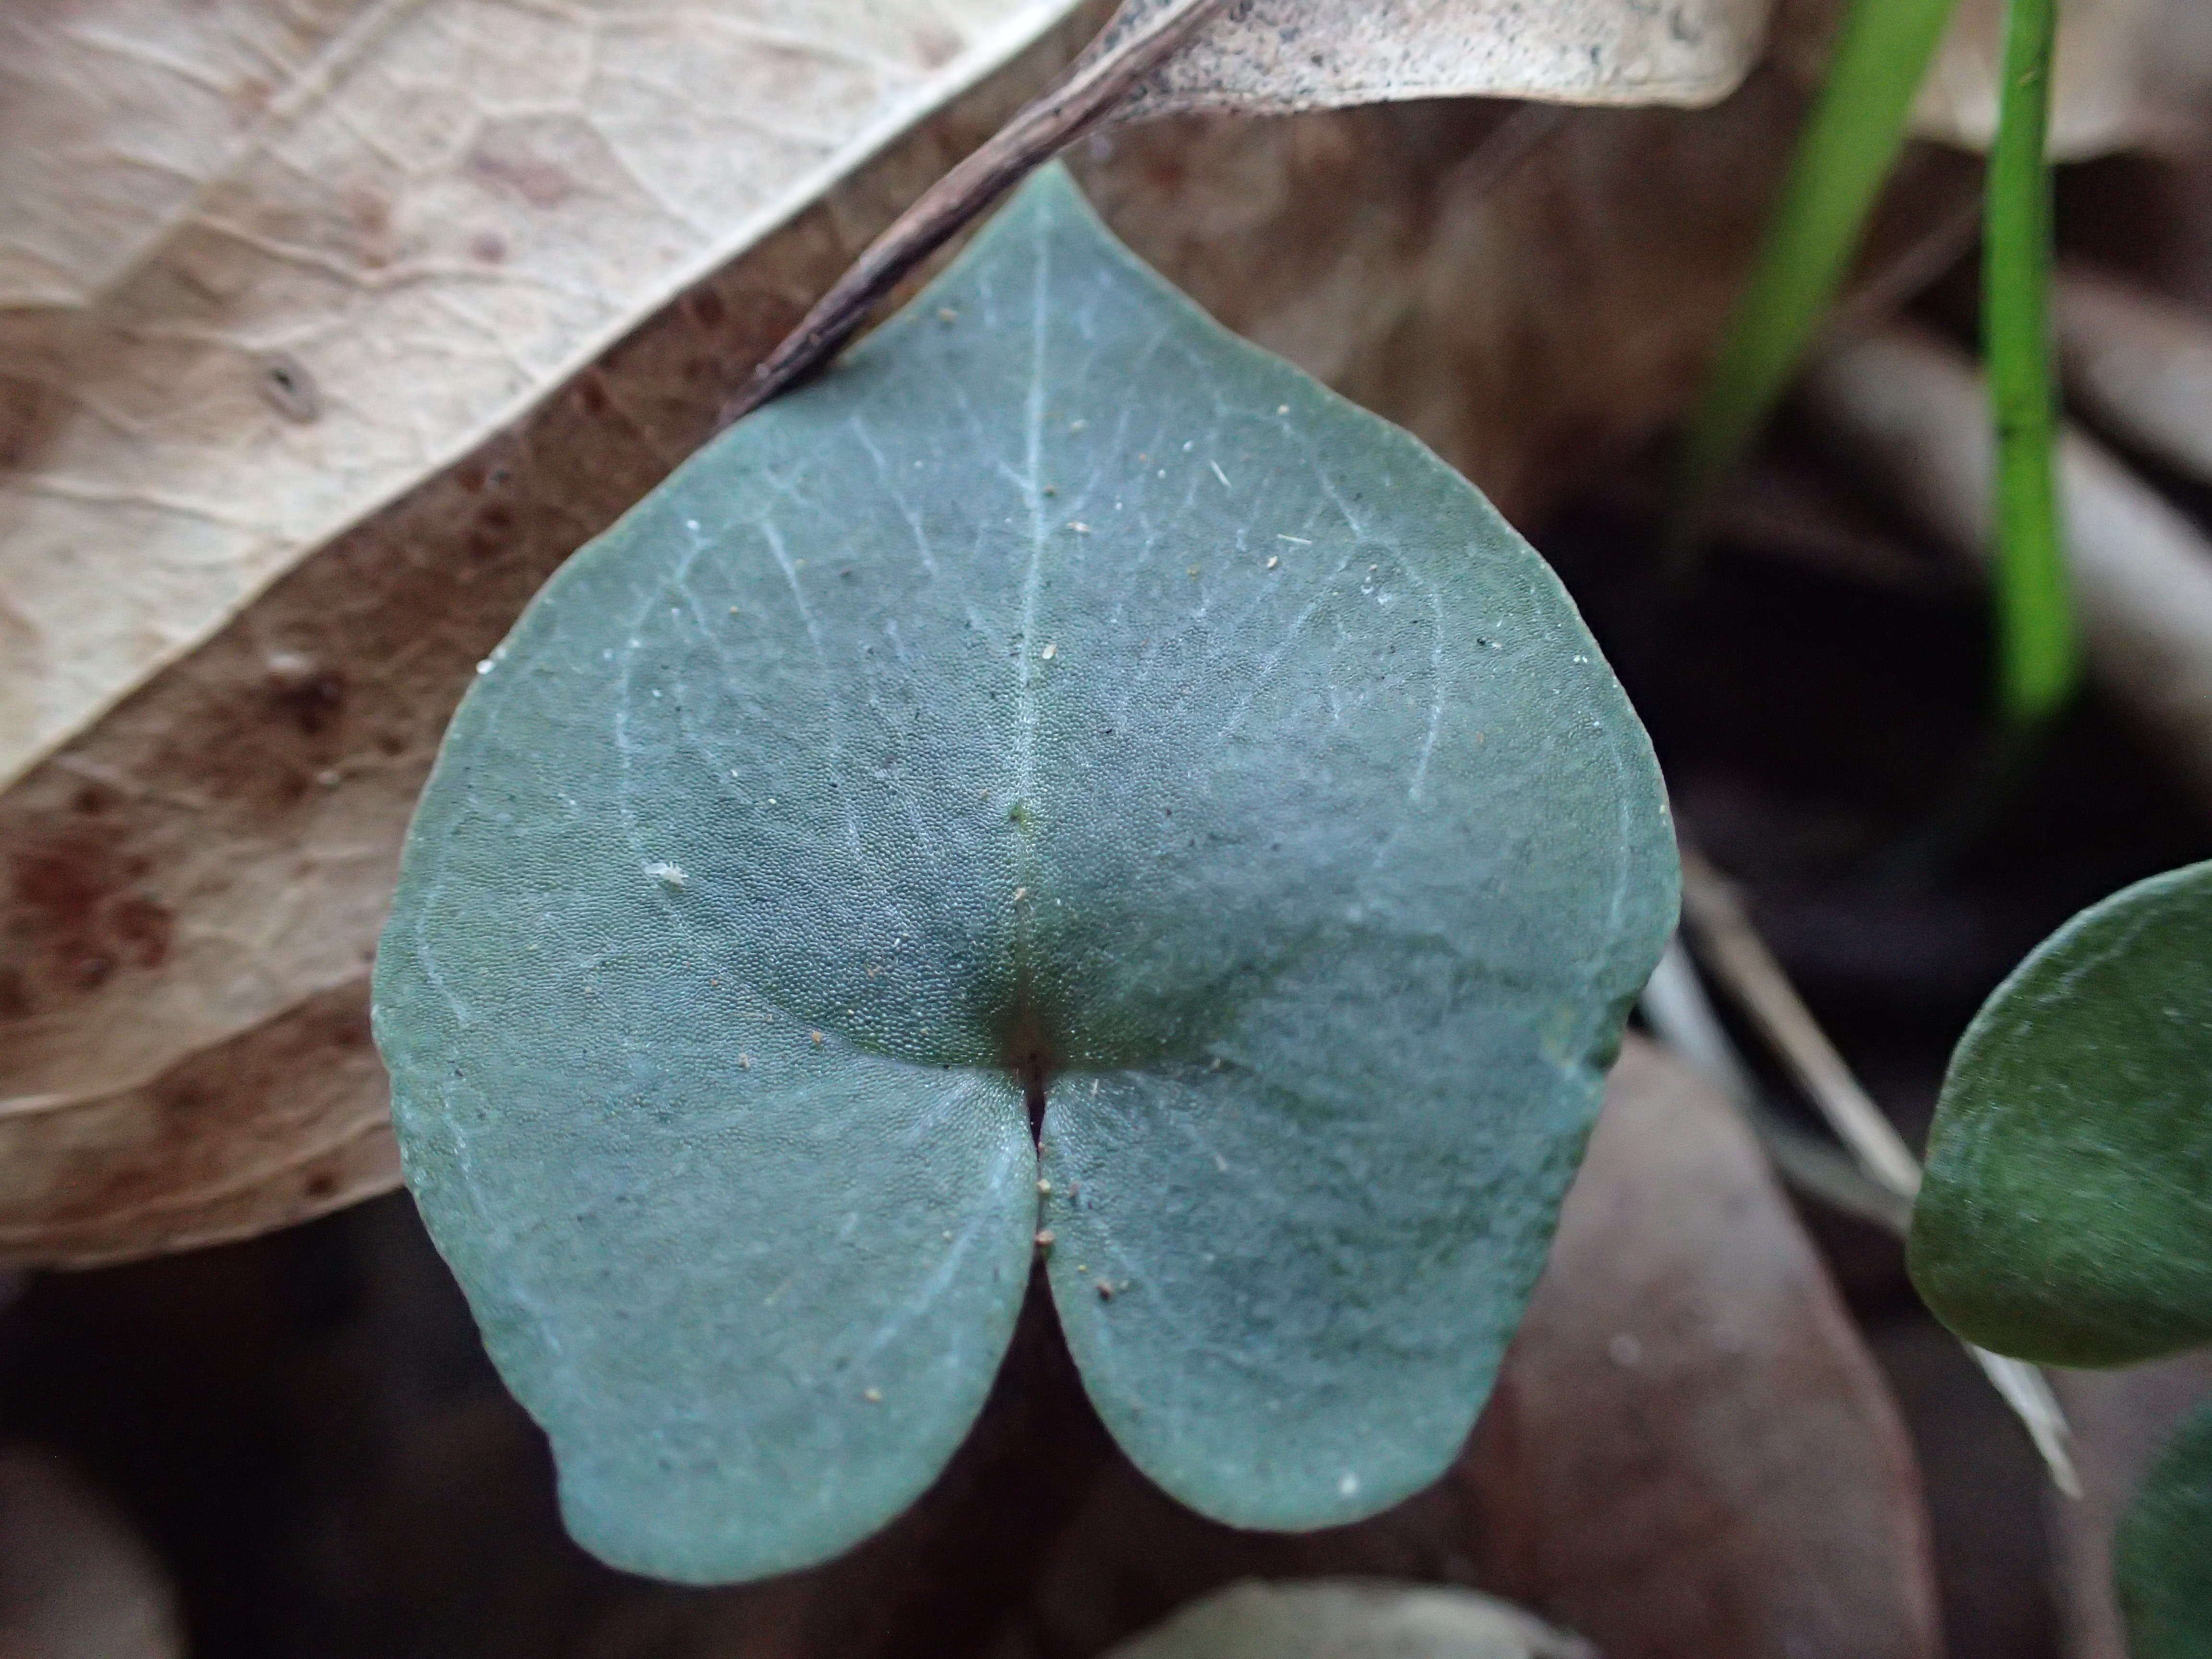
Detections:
645,861,685,888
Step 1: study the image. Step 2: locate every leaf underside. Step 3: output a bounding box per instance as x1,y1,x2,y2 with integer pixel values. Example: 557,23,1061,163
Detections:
373,166,1676,1585
2118,1397,2212,1659
1911,860,2212,1367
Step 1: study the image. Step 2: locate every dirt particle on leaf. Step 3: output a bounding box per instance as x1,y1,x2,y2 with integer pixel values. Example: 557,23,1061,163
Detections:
810,1030,824,1046
264,653,346,736
1034,1229,1055,1249
863,1387,882,1403
255,351,320,423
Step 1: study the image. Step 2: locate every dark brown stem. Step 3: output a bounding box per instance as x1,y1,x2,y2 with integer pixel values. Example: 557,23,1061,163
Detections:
723,0,1233,423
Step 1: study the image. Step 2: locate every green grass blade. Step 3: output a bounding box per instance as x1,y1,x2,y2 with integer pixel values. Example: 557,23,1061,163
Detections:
1984,0,2079,725
1673,0,1960,544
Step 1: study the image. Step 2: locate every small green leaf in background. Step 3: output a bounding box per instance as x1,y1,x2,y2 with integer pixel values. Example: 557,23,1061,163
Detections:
1983,0,2080,727
373,164,1675,1585
1910,861,2212,1366
1672,0,1960,540
2118,1397,2212,1659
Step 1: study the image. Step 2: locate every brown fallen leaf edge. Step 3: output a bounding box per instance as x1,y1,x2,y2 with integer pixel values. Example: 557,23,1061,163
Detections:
0,10,1112,1268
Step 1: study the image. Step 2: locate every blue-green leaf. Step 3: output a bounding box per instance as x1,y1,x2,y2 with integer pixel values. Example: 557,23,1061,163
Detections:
373,165,1677,1585
2118,1398,2212,1659
1910,861,2212,1367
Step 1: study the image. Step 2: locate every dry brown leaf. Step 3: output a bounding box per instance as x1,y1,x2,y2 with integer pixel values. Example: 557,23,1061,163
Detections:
1009,1037,1941,1659
1080,57,1879,523
0,10,1110,1266
736,0,1781,409
1117,0,1771,120
1907,0,2212,158
0,983,396,1266
0,0,1090,795
0,1446,183,1659
1099,1581,1594,1659
1,4,1960,1265
2056,263,2212,483
1803,325,2212,817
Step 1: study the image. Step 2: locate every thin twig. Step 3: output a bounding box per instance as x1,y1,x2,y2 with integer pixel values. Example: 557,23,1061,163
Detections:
1642,942,1911,1234
1659,852,2081,1495
1678,849,1923,1198
725,0,1233,422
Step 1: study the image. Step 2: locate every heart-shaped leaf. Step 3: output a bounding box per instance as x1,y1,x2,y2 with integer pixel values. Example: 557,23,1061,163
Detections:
1910,860,2212,1367
2117,1396,2212,1659
373,164,1676,1585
